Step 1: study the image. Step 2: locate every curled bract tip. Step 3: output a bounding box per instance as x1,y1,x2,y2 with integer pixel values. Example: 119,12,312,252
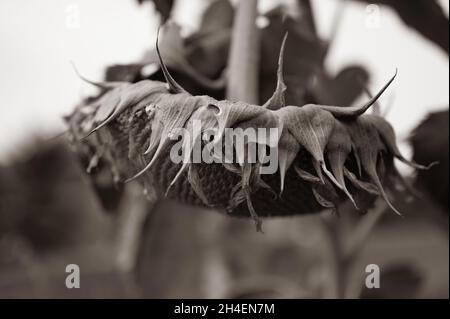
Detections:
70,61,123,90
156,25,187,94
313,69,397,118
263,32,288,110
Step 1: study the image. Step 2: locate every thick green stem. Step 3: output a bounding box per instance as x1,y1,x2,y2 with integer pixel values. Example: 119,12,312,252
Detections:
226,0,260,104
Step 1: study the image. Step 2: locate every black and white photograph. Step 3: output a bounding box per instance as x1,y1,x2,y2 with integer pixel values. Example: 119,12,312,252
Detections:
0,0,448,307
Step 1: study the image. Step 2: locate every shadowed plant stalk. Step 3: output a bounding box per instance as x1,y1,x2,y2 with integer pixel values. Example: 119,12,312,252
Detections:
226,0,260,103
320,200,387,298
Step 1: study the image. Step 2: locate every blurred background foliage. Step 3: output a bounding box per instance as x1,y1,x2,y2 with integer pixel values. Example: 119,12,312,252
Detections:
0,0,448,298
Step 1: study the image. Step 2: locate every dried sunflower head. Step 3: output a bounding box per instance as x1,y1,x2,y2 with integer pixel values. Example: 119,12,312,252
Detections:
66,31,435,232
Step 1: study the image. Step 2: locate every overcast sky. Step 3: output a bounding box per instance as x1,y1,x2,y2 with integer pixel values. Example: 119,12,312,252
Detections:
0,0,448,168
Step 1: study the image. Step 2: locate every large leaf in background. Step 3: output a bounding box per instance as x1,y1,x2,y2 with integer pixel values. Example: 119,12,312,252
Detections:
105,64,144,82
259,5,369,107
312,65,369,106
144,22,226,93
104,22,227,97
198,0,234,34
185,0,233,80
411,109,449,211
185,30,230,80
353,0,449,54
137,0,175,23
259,6,328,106
120,0,235,86
107,1,232,95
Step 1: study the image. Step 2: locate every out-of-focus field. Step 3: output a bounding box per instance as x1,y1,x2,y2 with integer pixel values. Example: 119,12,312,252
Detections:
0,143,447,298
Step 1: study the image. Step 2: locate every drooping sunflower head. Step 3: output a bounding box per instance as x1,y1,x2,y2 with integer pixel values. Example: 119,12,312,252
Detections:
66,31,436,232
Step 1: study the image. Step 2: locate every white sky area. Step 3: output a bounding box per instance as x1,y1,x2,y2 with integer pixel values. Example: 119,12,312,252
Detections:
0,0,448,167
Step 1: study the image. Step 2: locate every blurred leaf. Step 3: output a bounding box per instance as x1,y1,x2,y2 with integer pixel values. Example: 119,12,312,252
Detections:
184,0,233,80
313,65,370,106
142,22,226,92
199,0,234,34
186,30,231,80
259,6,328,105
411,109,449,211
105,64,144,82
145,22,186,69
354,0,449,53
296,0,318,36
138,0,174,23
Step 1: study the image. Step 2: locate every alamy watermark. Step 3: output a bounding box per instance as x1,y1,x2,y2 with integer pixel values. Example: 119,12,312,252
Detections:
168,120,279,174
365,4,381,29
65,3,81,29
65,264,80,289
365,263,380,289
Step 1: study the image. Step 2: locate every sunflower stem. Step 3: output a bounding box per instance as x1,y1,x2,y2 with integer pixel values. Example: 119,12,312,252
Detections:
226,0,260,104
321,215,347,298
